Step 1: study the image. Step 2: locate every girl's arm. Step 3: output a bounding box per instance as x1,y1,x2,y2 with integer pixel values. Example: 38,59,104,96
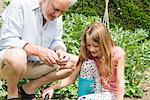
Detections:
116,48,125,100
42,61,82,99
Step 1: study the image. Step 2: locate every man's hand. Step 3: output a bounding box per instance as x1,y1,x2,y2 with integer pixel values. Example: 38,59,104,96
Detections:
55,49,70,65
23,43,60,65
42,89,54,100
55,49,77,70
37,48,60,66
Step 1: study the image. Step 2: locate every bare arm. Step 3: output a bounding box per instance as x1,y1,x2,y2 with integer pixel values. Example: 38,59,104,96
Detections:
116,50,125,100
23,43,60,66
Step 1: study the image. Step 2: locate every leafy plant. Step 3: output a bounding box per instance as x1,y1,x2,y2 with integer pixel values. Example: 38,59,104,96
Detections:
4,0,11,7
0,81,7,99
67,0,150,30
111,26,150,97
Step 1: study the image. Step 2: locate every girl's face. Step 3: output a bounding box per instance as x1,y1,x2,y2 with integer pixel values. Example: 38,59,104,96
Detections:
86,34,100,58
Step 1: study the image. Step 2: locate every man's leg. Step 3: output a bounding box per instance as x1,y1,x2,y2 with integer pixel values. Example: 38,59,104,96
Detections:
1,48,27,99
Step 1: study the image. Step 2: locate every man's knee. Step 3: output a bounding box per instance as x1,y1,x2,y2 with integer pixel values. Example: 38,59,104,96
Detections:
2,48,27,72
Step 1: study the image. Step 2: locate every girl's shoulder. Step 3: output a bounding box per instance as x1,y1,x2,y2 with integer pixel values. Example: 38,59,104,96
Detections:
112,46,125,60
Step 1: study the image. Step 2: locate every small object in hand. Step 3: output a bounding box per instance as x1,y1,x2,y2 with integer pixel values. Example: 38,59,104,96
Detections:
53,64,60,71
44,94,49,100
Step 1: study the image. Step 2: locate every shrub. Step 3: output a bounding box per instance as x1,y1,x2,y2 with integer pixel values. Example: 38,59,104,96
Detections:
67,0,150,30
0,81,7,99
111,26,150,97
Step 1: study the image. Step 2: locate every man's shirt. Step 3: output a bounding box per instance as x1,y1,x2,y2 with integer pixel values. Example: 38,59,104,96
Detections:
0,0,66,61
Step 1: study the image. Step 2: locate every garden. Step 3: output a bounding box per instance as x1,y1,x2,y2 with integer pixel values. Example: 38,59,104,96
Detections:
0,0,150,99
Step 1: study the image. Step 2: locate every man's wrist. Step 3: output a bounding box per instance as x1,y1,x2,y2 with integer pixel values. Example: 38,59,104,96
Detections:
23,43,41,56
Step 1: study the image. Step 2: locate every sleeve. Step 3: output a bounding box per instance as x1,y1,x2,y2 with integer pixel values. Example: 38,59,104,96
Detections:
49,16,67,51
0,0,28,50
113,47,125,60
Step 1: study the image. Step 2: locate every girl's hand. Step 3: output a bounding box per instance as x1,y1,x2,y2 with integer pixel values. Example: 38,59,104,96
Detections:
42,89,54,100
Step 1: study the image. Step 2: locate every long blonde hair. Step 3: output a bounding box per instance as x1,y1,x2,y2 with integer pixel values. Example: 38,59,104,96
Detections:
78,22,114,79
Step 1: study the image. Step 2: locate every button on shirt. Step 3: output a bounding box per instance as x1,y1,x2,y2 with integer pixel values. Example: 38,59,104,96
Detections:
0,0,66,62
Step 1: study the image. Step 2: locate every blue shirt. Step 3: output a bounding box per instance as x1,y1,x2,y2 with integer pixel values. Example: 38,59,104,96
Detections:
0,0,66,61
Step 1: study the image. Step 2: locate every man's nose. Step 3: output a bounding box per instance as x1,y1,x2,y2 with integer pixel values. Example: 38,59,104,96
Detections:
54,11,62,18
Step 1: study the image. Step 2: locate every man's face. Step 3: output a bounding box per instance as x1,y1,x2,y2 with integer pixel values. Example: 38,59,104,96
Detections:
41,0,70,21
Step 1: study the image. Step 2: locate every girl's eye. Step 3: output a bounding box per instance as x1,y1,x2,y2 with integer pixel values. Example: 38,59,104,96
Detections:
86,44,90,46
94,45,98,47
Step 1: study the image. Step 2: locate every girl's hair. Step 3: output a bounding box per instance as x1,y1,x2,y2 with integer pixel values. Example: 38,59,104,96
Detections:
78,22,115,79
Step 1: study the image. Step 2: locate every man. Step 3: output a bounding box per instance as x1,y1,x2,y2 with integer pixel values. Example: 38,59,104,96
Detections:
0,0,78,99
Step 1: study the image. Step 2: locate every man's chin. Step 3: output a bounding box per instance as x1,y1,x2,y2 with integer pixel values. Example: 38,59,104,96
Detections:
47,18,55,21
44,15,56,21
44,16,53,21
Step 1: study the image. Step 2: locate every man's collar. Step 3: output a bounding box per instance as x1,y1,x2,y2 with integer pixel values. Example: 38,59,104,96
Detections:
31,0,40,10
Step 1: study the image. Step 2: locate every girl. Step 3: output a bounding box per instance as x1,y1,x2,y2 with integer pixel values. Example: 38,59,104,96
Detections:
42,22,125,100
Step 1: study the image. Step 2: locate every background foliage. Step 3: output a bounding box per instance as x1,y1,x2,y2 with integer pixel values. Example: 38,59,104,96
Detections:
67,0,150,31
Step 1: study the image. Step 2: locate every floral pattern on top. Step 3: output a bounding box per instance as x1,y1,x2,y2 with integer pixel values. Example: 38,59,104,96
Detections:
79,59,105,93
79,59,96,80
78,60,115,100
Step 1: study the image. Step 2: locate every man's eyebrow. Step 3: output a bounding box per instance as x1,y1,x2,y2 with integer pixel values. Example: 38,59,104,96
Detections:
52,3,66,12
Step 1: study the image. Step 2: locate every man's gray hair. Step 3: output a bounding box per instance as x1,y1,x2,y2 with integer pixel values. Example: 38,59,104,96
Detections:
69,0,77,7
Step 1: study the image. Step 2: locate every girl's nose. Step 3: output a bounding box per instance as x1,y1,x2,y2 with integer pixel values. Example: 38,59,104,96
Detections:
89,47,95,52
